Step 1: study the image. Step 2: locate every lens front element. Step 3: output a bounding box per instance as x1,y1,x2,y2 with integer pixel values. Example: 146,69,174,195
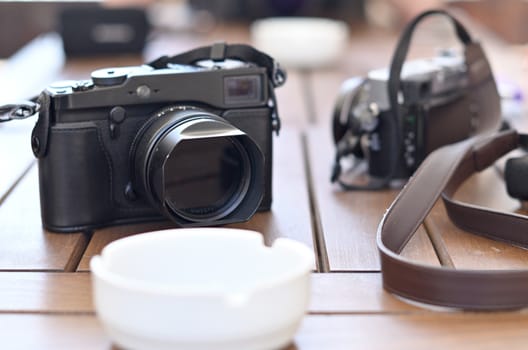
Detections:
163,137,250,222
135,108,264,226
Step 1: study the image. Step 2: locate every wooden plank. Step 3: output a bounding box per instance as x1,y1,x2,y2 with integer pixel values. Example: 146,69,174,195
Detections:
0,272,423,315
0,166,89,271
2,313,528,350
78,128,315,271
309,273,425,313
77,221,174,273
0,315,111,350
227,128,313,245
294,313,528,350
0,273,92,313
305,126,439,271
427,167,528,269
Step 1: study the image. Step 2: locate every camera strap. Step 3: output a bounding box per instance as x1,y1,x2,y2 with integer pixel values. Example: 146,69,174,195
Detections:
375,9,523,310
147,42,287,88
0,99,39,123
378,129,528,310
147,42,286,135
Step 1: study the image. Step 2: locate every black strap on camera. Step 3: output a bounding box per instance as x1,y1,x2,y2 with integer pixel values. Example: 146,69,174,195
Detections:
0,99,40,123
148,42,286,135
332,10,476,191
147,42,287,88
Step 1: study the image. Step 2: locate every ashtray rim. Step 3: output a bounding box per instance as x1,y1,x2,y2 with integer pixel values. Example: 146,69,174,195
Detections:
90,227,314,298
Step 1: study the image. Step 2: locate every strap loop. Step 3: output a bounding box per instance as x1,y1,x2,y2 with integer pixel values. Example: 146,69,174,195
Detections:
0,100,39,122
210,42,226,62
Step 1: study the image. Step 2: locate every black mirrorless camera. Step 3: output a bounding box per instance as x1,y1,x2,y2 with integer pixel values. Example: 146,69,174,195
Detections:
331,10,500,190
31,44,286,232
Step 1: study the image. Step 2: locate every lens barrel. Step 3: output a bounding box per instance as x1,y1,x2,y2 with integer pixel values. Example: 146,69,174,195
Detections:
134,107,264,226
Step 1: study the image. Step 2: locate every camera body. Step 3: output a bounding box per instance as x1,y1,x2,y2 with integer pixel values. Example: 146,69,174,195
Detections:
333,50,473,180
34,58,280,232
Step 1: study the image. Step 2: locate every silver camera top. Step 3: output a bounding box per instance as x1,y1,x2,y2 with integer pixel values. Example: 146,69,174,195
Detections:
365,49,467,112
331,47,472,187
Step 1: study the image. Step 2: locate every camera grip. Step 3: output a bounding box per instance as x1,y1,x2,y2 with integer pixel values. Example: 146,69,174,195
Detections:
39,126,113,232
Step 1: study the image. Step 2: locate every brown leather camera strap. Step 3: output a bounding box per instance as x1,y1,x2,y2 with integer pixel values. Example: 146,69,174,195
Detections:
374,9,527,310
377,129,528,310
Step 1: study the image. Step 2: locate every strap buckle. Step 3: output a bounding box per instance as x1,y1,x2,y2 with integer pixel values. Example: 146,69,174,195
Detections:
0,101,39,122
210,42,227,62
272,61,286,88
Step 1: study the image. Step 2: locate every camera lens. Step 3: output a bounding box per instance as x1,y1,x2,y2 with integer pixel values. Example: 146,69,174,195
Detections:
163,136,250,222
134,107,264,225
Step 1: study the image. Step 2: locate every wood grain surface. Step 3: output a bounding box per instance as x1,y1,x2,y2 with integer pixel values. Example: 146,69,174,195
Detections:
0,272,92,313
426,167,528,270
0,272,424,315
1,12,528,350
2,313,528,350
293,313,528,350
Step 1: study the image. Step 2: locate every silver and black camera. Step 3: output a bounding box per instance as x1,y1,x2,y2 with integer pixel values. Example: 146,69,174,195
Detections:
332,10,500,189
31,43,286,232
333,51,468,180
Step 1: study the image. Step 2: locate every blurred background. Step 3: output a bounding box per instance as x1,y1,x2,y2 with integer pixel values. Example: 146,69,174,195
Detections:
0,0,527,123
1,0,528,58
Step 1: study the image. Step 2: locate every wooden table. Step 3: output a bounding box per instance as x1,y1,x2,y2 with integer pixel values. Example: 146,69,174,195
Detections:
1,16,528,349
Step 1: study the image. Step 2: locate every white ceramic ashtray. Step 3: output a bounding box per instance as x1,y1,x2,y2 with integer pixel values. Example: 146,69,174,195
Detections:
90,228,314,350
250,17,349,69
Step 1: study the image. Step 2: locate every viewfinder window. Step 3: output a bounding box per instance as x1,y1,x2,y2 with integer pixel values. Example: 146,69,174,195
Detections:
224,75,262,104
